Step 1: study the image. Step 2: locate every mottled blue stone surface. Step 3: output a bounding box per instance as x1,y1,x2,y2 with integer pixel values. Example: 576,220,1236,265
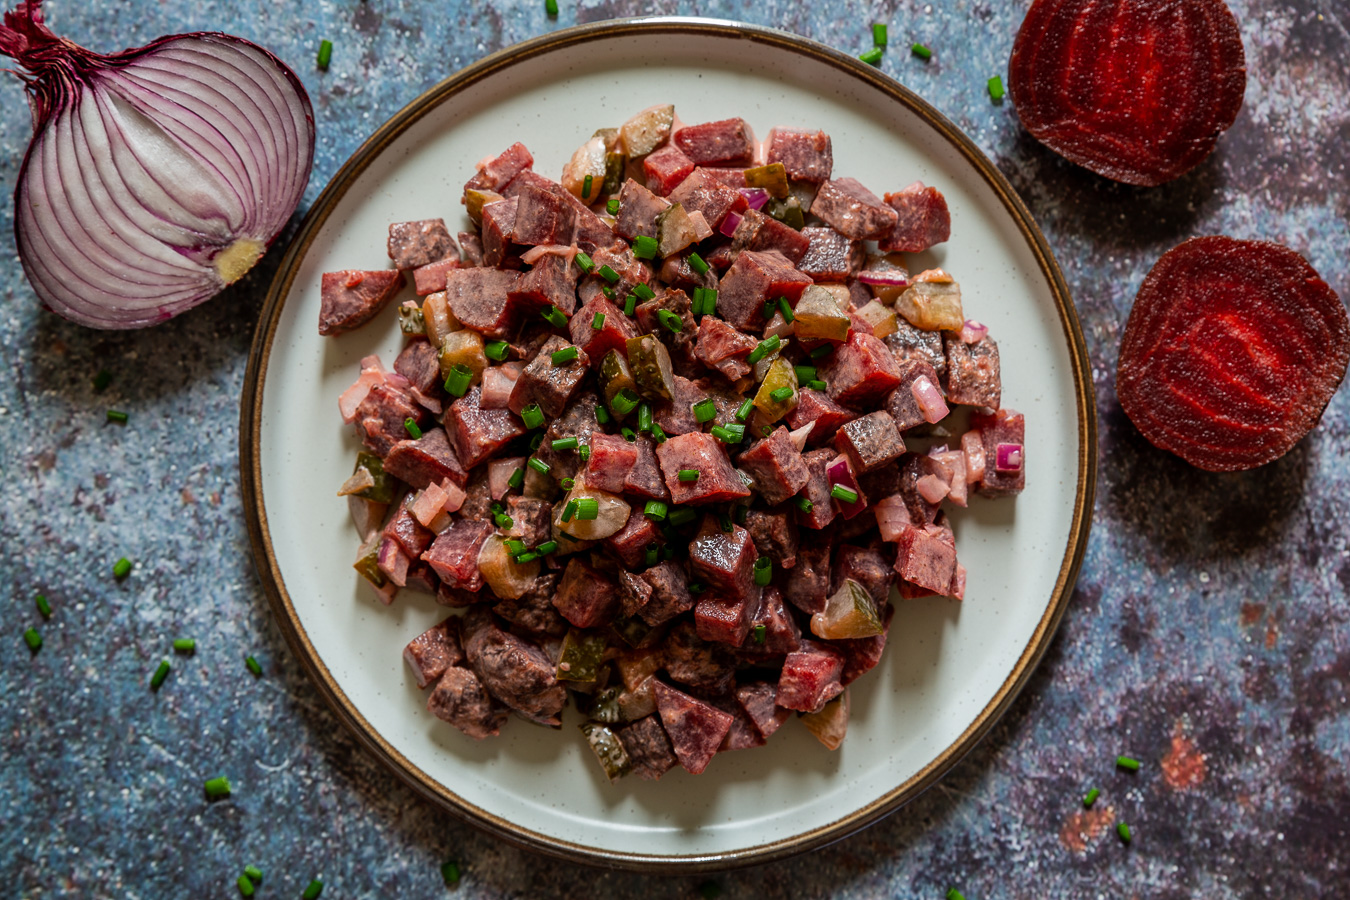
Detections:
2,1,1348,897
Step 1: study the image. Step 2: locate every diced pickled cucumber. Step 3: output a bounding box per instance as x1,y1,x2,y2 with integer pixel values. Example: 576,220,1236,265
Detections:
438,329,487,382
563,135,609,203
656,203,708,258
585,685,625,724
753,356,799,422
896,279,964,331
353,452,395,503
422,291,462,347
745,162,789,199
398,305,427,335
793,285,852,342
619,104,675,158
464,189,504,224
626,335,675,400
599,350,639,407
612,615,655,648
557,628,609,682
764,195,805,230
579,721,632,782
352,535,387,588
810,579,884,639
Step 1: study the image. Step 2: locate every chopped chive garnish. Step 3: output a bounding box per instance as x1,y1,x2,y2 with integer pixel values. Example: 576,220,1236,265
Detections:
710,425,735,444
658,309,683,333
204,776,232,801
485,340,510,361
763,299,776,320
93,369,112,392
645,501,668,520
23,627,41,652
507,467,524,490
734,504,749,525
537,540,558,555
678,469,699,482
830,484,859,503
505,539,527,555
528,431,545,452
873,22,888,45
1083,787,1100,808
582,173,593,198
173,638,196,653
1117,822,1132,843
575,498,600,520
607,197,620,215
528,457,550,475
592,311,606,330
604,286,617,298
441,859,461,886
237,874,255,897
579,445,592,461
316,39,333,70
444,364,473,397
760,425,772,437
598,264,620,284
35,594,51,618
515,551,539,564
912,42,932,60
632,282,656,301
860,47,883,66
559,478,575,491
244,865,263,883
490,501,504,514
595,403,611,425
794,365,817,382
113,557,132,580
621,426,637,442
521,404,545,430
809,343,835,360
632,235,659,259
753,556,772,586
725,422,746,440
692,398,717,423
668,508,696,527
545,0,558,14
561,499,579,522
778,297,795,323
946,890,966,900
769,386,793,403
541,305,568,328
688,252,709,275
988,74,1005,102
1117,755,1141,771
106,409,129,424
637,402,653,432
645,544,660,566
551,436,579,451
717,512,734,534
794,496,814,513
623,294,636,316
735,398,754,422
403,417,423,440
805,379,826,391
302,880,324,899
753,624,766,644
746,334,780,365
150,660,171,690
651,423,668,443
574,251,595,273
611,389,640,417
551,346,580,366
245,656,262,677
688,582,705,594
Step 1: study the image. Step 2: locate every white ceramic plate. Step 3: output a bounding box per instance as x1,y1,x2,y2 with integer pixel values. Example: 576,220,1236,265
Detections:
242,18,1095,870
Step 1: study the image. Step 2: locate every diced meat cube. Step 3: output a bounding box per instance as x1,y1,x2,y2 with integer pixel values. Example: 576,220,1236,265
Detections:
736,426,810,506
618,714,679,781
618,570,654,618
653,680,734,774
427,667,505,740
730,209,810,265
945,335,1002,410
810,177,899,240
503,496,553,548
783,537,831,614
749,586,802,654
413,257,462,295
668,168,744,231
457,232,484,267
462,610,567,725
656,432,752,505
893,522,957,594
798,227,863,281
403,618,465,688
820,331,905,407
388,218,455,270
492,572,568,638
443,267,520,339
383,427,469,489
354,383,429,457
507,335,589,418
662,621,738,697
384,504,433,559
394,338,445,404
508,252,579,315
973,408,1025,497
637,560,695,626
653,375,706,437
643,143,696,196
785,388,856,447
766,128,833,183
884,359,945,431
744,509,798,571
404,560,440,595
836,602,893,685
510,178,578,246
834,411,906,473
714,695,767,751
457,466,494,524
689,517,758,601
445,386,527,469
885,317,948,379
694,586,763,647
465,142,534,193
319,270,405,336
586,431,638,493
777,642,846,712
570,297,636,363
673,118,755,167
831,543,896,606
532,392,601,482
480,198,518,268
604,512,662,569
717,250,814,331
736,681,793,740
694,313,758,383
614,178,671,241
635,288,697,366
421,518,492,591
624,435,670,501
880,182,952,253
897,453,943,525
700,168,747,189
553,558,620,628
794,448,839,532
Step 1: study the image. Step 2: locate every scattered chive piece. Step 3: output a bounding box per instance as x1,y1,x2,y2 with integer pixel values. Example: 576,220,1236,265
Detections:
658,309,683,333
830,484,859,504
551,346,580,366
551,436,579,451
611,389,640,417
173,638,196,653
988,74,1005,102
602,286,615,299
592,311,607,330
760,425,772,437
668,508,696,527
35,594,51,618
651,423,668,443
582,174,593,198
302,879,324,899
150,660,171,690
912,42,932,61
537,541,558,555
485,340,510,361
528,431,545,452
946,891,966,900
621,426,637,442
403,417,423,440
778,297,795,323
1117,755,1140,771
559,478,575,491
595,403,611,425
688,252,710,275
1117,822,1132,843
505,539,527,555
794,496,814,513
574,251,595,273
598,264,620,284
860,47,883,66
245,656,262,677
724,422,746,440
746,334,780,365
545,0,558,14
637,402,653,432
244,865,262,883
490,501,504,514
204,776,232,801
579,444,592,461
717,512,734,534
632,235,659,259
692,398,717,423
515,551,539,564
528,457,551,475
809,343,835,360
23,627,42,652
316,39,333,70
441,859,461,886
688,582,705,594
1083,787,1100,808
561,499,579,523
623,294,636,317
763,299,776,320
753,556,772,586
794,365,817,382
769,386,793,403
113,557,132,580
644,544,659,567
632,282,656,301
734,504,749,525
735,398,754,422
710,425,734,444
92,369,113,392
873,22,888,45
444,364,473,397
507,467,525,490
753,624,766,644
237,874,255,897
806,379,828,392
607,197,620,215
678,469,699,482
521,404,545,430
644,501,668,520
106,409,129,424
541,305,568,328
575,498,600,520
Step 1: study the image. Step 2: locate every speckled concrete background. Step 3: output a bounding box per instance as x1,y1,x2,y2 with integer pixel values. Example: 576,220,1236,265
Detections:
2,1,1347,897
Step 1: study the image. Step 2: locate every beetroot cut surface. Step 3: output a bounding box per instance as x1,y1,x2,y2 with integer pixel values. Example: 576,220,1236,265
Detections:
1008,0,1246,186
1117,237,1350,472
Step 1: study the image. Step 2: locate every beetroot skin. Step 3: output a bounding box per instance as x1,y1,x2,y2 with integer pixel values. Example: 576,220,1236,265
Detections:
1008,0,1247,186
1117,237,1350,471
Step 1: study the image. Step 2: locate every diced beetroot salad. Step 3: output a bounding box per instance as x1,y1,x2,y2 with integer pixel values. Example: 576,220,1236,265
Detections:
323,106,1024,781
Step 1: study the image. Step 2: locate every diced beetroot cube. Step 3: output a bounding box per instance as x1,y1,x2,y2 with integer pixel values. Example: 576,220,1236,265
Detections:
421,518,492,591
946,334,1002,410
662,620,737,694
820,331,905,407
831,543,896,606
700,167,747,188
403,618,465,689
394,338,443,398
777,641,846,712
384,504,433,558
638,560,695,626
653,681,735,775
413,257,462,295
694,315,757,382
508,252,579,315
766,128,833,183
319,269,405,337
586,431,638,493
750,585,802,654
457,231,484,267
744,508,798,570
834,411,906,474
732,209,811,265
655,432,752,505
736,681,793,740
689,517,758,601
785,388,856,447
714,694,767,751
717,250,814,331
624,435,670,501
694,586,763,647
618,714,679,781
354,383,429,457
879,182,951,253
798,226,863,281
668,168,743,232
604,512,662,570
653,374,706,437
893,522,957,594
443,267,521,339
614,178,671,241
464,141,534,193
885,359,945,431
784,538,831,615
836,602,894,685
973,408,1025,497
673,118,755,167
794,448,839,532
509,178,577,246
811,177,899,240
480,197,518,267
735,426,811,506
553,557,620,628
508,335,589,418
388,218,456,270
446,386,527,469
570,297,636,363
644,143,696,196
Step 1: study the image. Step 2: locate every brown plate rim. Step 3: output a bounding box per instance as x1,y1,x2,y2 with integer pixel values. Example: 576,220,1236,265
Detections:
239,15,1097,873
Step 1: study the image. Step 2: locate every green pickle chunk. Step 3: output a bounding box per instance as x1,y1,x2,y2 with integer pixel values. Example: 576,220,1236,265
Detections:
579,721,632,782
556,629,608,682
397,305,426,335
753,356,799,422
598,349,639,407
354,452,394,503
764,195,805,230
626,334,675,400
744,162,789,199
352,536,387,589
585,685,625,724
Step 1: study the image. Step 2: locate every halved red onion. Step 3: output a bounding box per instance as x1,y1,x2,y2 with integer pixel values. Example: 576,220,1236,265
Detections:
826,455,868,519
960,319,989,344
911,375,950,424
928,449,968,507
995,442,1025,472
857,269,910,288
739,187,770,210
0,0,315,328
719,210,744,238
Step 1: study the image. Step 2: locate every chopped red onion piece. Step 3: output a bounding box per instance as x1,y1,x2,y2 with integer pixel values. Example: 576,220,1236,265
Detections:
339,356,389,423
719,210,744,237
825,455,868,519
873,494,909,542
411,483,450,528
929,449,968,507
441,479,467,514
480,366,519,409
520,243,579,266
961,430,986,484
960,319,989,344
856,269,910,288
739,187,770,210
995,442,1024,472
488,457,526,500
788,420,815,451
911,375,950,424
377,537,411,588
916,473,950,505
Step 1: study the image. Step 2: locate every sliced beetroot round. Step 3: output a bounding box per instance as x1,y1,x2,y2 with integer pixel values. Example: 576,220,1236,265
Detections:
1009,0,1246,186
1117,237,1350,471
